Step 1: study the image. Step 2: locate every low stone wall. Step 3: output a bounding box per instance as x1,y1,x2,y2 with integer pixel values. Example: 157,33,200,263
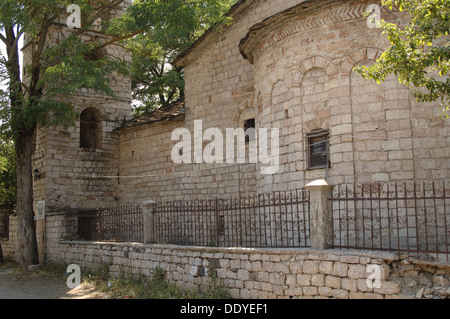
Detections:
0,213,16,258
0,205,12,239
3,214,449,299
49,241,449,299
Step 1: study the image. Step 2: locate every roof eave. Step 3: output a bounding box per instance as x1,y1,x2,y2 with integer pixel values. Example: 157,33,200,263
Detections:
239,0,340,64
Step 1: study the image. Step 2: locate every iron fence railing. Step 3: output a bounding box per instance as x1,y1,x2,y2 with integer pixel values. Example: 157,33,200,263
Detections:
154,189,311,248
63,181,450,263
330,182,450,262
64,190,310,248
65,204,143,243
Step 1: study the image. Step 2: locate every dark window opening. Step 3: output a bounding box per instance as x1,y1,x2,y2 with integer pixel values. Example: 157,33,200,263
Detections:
80,107,101,149
307,129,329,169
244,118,256,143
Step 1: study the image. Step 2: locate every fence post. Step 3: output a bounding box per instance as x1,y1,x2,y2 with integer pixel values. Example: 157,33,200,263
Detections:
143,200,157,244
305,179,334,250
35,201,46,264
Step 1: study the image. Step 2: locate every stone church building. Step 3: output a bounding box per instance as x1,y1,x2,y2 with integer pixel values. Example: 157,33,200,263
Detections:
32,0,449,214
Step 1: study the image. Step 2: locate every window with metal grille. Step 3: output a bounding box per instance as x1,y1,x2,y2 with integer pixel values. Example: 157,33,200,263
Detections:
306,129,329,169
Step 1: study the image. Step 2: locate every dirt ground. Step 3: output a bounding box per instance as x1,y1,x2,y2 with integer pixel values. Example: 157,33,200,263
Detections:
0,268,112,299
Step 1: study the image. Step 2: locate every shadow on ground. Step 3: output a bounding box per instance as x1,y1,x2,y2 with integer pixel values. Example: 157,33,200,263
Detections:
0,268,112,299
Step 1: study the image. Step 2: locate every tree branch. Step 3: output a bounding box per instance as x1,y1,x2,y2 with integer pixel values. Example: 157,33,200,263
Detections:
96,28,146,51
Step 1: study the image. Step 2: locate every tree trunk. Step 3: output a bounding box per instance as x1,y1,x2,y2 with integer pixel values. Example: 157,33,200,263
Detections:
15,129,39,269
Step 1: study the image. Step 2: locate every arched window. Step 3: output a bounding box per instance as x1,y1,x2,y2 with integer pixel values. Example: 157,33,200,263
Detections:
80,107,102,149
238,107,257,144
244,118,256,143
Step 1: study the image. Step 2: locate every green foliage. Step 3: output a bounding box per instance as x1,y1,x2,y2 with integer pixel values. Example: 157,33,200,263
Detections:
37,35,131,128
84,265,230,299
356,0,450,116
0,1,148,269
0,0,134,140
129,0,237,115
128,0,235,47
0,139,16,207
1,0,238,126
0,0,239,268
130,34,185,115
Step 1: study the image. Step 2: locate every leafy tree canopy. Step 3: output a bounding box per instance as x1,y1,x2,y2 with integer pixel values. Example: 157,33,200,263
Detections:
356,0,450,116
0,138,16,207
0,0,238,268
129,0,237,115
0,0,237,122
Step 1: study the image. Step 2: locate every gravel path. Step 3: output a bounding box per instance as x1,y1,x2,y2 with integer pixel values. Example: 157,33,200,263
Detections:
0,269,111,299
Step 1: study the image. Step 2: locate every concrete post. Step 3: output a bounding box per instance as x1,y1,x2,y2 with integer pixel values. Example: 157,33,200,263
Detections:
36,201,46,264
143,200,157,244
305,179,334,250
36,219,46,264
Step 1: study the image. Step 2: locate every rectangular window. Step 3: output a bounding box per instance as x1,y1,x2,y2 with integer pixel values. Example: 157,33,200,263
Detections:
306,129,329,169
244,118,256,143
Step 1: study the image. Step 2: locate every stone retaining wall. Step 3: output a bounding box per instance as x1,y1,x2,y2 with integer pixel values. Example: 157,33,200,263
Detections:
2,214,449,299
0,206,12,239
49,241,449,299
0,214,16,258
41,203,448,299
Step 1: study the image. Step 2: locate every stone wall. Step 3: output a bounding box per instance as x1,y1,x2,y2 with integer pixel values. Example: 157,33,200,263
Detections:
0,206,12,239
20,0,448,214
49,241,450,299
114,0,449,205
0,213,16,258
29,0,133,212
117,120,258,203
115,0,301,202
250,0,450,190
2,213,448,299
115,0,322,203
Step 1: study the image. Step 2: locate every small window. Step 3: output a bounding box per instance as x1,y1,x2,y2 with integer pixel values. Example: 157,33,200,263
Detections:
80,107,101,149
306,129,329,169
244,118,256,143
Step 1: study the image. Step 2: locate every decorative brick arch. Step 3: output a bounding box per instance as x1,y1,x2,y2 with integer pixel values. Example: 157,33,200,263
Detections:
293,56,339,86
78,100,108,121
263,68,291,92
270,79,289,100
262,56,338,95
232,99,254,123
259,56,338,116
237,107,258,127
340,47,384,78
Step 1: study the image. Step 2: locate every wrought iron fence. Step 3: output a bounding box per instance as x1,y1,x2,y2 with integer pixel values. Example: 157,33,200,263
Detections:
154,189,310,248
62,181,449,262
330,182,450,262
65,204,143,243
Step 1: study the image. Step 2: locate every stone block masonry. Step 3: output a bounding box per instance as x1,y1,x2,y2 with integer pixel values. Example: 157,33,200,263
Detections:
0,206,12,239
29,1,133,214
116,0,450,206
0,213,16,257
2,213,449,299
48,240,449,299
